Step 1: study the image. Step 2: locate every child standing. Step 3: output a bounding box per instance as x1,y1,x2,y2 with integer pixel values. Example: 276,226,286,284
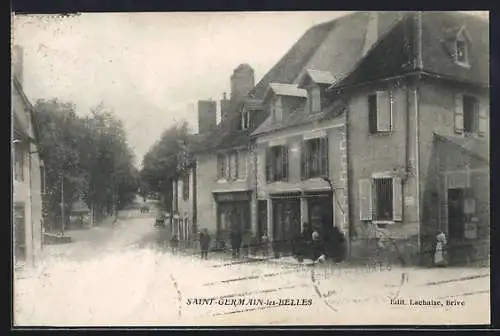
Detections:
170,234,179,254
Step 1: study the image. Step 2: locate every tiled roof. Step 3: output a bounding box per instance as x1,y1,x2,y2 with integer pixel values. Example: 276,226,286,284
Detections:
12,77,40,143
331,12,489,90
265,83,308,99
208,12,374,149
434,133,489,163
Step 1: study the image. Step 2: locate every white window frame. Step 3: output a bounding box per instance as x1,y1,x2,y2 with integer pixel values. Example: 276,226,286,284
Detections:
368,91,393,134
241,110,250,130
359,172,403,224
454,28,470,68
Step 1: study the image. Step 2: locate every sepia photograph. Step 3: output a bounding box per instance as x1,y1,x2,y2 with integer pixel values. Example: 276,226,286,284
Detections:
11,10,490,327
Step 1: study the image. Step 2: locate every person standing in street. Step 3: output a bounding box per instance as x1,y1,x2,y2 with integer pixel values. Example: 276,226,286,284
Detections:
230,229,242,259
434,230,448,267
199,228,211,260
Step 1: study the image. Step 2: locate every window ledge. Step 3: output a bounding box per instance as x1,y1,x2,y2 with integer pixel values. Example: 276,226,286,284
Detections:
372,220,395,225
216,179,228,183
454,60,470,68
368,131,393,136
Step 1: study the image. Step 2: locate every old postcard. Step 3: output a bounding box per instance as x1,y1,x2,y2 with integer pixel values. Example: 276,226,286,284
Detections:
12,11,490,327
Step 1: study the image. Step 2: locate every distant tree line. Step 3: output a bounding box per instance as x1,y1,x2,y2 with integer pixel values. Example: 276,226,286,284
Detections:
139,121,191,211
35,99,139,231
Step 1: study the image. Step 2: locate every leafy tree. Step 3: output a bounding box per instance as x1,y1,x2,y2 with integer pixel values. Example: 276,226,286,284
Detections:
35,99,138,231
140,120,190,210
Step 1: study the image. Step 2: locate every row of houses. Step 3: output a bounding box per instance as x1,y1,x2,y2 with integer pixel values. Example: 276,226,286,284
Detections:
12,45,44,267
170,11,489,265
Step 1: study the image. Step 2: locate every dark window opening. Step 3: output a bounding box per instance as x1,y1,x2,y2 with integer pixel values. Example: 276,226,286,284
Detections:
182,174,190,200
463,95,479,134
266,146,288,182
456,39,468,64
368,94,378,134
374,178,393,221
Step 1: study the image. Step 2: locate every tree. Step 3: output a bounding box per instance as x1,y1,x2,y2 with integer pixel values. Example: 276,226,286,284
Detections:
35,99,138,231
140,120,190,210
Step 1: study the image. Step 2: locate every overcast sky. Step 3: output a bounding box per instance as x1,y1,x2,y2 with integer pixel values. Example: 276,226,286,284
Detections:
12,11,354,164
12,11,487,165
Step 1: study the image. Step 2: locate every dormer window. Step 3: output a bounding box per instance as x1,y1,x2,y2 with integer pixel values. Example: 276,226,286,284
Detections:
454,27,470,67
241,110,250,130
308,86,321,114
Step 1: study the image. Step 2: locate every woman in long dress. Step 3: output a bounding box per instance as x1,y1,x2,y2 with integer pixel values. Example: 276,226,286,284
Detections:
434,231,448,267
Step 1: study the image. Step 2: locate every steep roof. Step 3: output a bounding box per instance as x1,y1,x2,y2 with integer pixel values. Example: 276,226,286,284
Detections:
12,77,40,143
331,11,489,90
209,11,371,151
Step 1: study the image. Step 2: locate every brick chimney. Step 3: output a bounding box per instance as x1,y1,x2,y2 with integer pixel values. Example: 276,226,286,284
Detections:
219,92,231,123
362,11,406,57
230,64,255,102
197,100,217,134
12,45,23,85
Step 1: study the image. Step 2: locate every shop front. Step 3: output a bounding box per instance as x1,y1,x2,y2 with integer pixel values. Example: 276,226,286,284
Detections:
270,192,301,257
214,191,252,249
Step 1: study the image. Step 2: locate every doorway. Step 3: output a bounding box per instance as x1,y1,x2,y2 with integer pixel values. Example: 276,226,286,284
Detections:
447,188,466,264
14,203,26,263
257,200,267,242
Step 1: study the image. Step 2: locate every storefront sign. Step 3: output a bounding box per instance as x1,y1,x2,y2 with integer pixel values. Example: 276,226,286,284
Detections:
214,191,251,203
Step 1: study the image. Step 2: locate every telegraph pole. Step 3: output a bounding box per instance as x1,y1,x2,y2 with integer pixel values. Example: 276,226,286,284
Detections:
61,175,65,234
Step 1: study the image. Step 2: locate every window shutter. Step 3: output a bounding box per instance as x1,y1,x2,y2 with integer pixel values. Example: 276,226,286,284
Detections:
265,148,272,182
478,102,487,137
392,176,403,221
300,142,308,180
359,178,373,221
282,146,289,181
454,93,464,134
320,137,329,176
234,152,239,180
376,91,391,132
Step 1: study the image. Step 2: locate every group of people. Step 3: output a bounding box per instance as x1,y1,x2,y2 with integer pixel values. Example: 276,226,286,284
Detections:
292,223,346,263
198,229,243,260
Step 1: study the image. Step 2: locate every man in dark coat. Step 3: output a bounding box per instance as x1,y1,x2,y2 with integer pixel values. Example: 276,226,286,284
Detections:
230,229,242,258
199,229,211,260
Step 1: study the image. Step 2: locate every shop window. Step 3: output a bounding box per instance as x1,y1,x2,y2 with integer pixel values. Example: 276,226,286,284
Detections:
182,173,189,200
265,145,288,182
14,142,25,182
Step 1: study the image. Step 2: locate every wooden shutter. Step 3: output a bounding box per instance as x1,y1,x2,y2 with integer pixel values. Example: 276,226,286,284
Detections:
454,93,464,134
265,148,272,182
392,176,403,221
282,146,289,181
376,91,391,132
300,141,308,180
320,137,329,176
478,101,487,137
359,179,373,221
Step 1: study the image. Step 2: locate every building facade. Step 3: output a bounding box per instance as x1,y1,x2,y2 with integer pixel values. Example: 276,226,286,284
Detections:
190,11,489,265
12,45,44,267
326,11,489,265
